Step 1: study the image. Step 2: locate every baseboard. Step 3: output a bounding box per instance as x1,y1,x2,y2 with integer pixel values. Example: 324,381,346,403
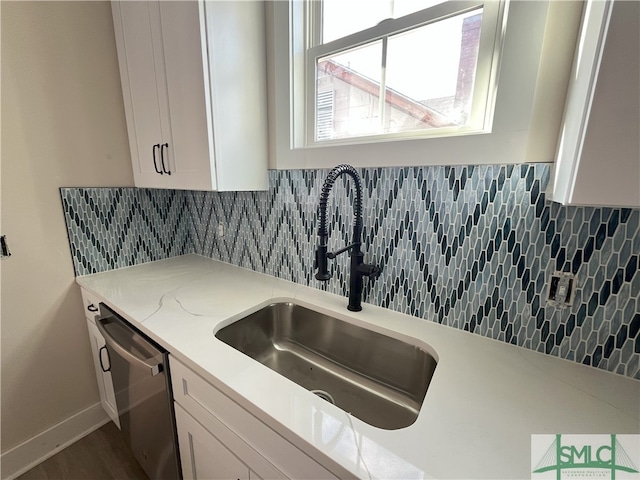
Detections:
1,402,110,480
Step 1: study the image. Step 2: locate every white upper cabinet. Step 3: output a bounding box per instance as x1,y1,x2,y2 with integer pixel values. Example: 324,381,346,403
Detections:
551,0,640,207
112,1,268,191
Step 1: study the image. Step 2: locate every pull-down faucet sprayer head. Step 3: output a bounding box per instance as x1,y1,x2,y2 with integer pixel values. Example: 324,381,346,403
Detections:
315,237,331,281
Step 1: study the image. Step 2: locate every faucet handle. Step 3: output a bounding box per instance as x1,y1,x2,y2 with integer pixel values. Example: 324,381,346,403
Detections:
371,264,382,280
358,263,382,280
370,264,383,281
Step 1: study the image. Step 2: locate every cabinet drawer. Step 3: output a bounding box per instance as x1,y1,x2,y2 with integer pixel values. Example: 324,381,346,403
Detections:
80,288,101,322
170,357,338,480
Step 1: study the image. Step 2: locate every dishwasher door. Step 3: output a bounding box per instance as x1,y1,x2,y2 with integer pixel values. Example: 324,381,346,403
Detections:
97,304,181,480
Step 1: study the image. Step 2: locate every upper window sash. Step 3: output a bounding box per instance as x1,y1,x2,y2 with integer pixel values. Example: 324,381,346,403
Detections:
309,1,484,56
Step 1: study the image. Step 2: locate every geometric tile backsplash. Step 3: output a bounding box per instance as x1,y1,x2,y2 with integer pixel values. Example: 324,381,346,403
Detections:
61,163,640,380
60,187,192,275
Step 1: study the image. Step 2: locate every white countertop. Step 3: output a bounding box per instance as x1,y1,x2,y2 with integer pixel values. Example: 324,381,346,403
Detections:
77,255,640,479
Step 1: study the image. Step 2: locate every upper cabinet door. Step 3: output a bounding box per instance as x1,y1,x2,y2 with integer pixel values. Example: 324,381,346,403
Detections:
159,1,217,191
111,0,268,191
203,1,269,191
112,1,172,187
552,0,640,207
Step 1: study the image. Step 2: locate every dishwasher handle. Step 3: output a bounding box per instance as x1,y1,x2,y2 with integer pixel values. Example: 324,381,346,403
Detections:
96,318,163,377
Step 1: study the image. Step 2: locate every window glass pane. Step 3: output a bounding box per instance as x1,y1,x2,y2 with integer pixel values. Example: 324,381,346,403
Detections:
382,8,482,134
321,0,447,44
316,42,383,141
315,8,483,142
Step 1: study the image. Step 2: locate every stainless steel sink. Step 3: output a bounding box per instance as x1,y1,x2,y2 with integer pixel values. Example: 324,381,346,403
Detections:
215,302,437,430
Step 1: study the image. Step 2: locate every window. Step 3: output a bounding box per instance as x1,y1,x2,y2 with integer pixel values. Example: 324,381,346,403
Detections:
268,1,583,169
301,0,507,146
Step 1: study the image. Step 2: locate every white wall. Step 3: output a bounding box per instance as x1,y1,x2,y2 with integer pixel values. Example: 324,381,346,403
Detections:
1,0,133,463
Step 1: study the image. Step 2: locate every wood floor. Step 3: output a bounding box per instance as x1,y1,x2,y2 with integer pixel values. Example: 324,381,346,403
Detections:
16,422,148,480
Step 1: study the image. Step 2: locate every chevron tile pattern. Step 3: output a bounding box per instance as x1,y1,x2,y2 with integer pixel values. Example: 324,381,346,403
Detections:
60,188,192,276
61,164,640,379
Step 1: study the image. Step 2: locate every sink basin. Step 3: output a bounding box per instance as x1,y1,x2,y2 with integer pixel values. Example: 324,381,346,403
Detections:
215,302,437,430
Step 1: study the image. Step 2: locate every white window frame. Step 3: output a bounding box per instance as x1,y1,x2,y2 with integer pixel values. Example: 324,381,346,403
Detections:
304,1,507,147
266,0,583,170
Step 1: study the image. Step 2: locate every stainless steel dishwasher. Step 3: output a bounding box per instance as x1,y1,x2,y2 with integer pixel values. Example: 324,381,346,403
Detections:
96,304,181,480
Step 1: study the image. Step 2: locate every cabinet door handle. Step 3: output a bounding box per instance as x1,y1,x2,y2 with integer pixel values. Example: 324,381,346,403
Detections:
87,304,99,313
152,144,163,175
160,143,171,175
99,345,111,372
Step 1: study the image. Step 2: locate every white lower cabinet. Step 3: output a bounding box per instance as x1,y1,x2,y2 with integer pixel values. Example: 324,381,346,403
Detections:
175,404,251,480
85,321,119,427
170,357,339,480
82,290,120,428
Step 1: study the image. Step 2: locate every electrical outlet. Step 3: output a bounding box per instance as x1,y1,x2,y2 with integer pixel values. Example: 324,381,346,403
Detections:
218,224,224,237
547,271,576,307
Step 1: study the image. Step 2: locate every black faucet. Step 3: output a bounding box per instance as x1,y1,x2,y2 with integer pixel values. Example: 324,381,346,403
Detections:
314,164,382,312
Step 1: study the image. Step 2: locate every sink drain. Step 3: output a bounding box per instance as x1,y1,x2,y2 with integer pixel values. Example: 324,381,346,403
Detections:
311,389,335,405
